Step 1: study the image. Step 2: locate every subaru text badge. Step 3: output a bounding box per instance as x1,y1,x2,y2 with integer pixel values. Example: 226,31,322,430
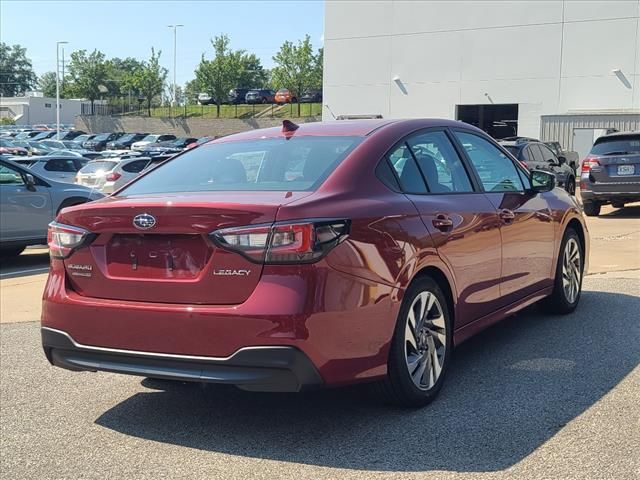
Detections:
133,213,157,230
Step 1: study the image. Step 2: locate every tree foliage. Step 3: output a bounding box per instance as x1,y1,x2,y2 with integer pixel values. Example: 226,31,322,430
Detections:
67,49,110,111
133,48,168,115
38,71,58,98
271,35,323,115
0,43,37,97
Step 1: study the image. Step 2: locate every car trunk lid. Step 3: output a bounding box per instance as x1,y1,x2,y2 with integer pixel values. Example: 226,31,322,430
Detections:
57,191,310,304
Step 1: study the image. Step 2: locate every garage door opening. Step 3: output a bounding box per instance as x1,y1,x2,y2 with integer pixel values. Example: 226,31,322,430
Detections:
456,104,518,139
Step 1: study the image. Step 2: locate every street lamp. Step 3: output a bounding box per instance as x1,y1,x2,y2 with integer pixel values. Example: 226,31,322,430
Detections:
55,41,68,139
167,24,184,107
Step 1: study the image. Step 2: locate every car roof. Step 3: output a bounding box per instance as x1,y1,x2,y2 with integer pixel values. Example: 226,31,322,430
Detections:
211,118,474,144
596,130,640,142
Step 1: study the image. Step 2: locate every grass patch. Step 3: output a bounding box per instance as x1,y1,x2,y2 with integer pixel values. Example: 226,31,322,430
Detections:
142,103,322,119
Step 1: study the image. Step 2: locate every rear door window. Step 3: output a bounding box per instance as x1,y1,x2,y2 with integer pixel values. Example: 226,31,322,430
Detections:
122,159,150,173
44,158,78,172
406,131,473,193
387,144,428,194
454,131,524,192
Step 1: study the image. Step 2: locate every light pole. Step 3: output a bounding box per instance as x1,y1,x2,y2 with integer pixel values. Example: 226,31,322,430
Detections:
167,24,184,107
55,41,68,139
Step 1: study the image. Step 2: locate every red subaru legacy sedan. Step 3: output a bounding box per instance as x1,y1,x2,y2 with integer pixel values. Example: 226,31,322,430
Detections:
41,119,588,406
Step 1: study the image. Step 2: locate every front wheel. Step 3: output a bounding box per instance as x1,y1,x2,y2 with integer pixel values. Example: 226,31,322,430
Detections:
0,246,26,258
565,177,575,196
542,228,583,314
375,276,452,407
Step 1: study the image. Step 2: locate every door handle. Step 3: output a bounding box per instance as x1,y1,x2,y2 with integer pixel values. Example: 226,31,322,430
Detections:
432,214,454,232
499,209,515,223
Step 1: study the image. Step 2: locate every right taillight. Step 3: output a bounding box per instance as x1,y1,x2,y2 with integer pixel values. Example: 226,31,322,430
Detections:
581,156,600,173
106,172,122,182
211,219,350,264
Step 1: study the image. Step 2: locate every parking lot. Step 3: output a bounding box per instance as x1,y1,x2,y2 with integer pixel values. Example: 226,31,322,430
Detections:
1,204,638,480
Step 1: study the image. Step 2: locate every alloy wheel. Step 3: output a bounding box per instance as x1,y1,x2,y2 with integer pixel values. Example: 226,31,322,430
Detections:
404,291,447,390
562,238,582,303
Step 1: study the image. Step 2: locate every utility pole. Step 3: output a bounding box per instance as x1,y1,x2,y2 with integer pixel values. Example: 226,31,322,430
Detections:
167,24,184,107
55,41,68,139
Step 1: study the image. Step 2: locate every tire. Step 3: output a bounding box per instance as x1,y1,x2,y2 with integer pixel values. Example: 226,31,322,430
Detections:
612,203,625,209
374,276,452,407
565,177,576,196
541,228,583,314
0,246,26,258
261,97,268,104
582,200,601,217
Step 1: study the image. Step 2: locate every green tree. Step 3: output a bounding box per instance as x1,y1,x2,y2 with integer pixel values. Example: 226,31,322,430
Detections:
0,43,37,97
133,48,167,116
271,35,322,115
67,49,109,113
236,52,268,88
106,57,144,102
38,71,58,98
194,35,243,117
184,79,200,105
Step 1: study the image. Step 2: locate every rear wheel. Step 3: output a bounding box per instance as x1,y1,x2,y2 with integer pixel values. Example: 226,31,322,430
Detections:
542,228,583,314
582,200,601,217
375,276,452,407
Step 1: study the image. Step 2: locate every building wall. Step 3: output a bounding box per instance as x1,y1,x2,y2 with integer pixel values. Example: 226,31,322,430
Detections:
323,0,640,137
0,97,85,125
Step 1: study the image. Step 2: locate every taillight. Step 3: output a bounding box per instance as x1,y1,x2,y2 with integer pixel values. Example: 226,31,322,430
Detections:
47,222,92,259
106,172,121,182
581,157,600,173
211,219,350,264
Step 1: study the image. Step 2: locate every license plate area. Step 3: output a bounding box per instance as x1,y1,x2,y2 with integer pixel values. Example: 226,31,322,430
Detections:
617,165,635,175
106,234,212,279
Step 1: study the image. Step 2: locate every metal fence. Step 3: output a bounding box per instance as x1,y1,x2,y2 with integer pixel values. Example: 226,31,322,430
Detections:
80,102,322,119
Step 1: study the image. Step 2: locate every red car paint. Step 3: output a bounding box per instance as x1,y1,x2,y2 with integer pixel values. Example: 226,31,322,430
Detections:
41,119,589,387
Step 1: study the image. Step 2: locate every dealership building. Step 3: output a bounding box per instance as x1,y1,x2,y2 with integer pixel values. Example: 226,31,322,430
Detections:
323,0,640,159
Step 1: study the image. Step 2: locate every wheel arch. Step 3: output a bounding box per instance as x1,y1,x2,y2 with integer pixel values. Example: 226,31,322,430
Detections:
410,265,456,330
57,196,90,215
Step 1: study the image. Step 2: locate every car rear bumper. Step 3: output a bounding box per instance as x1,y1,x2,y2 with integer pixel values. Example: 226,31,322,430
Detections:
580,180,640,203
42,327,323,392
41,257,400,387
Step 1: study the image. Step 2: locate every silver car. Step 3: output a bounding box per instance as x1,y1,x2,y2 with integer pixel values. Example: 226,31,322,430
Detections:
0,158,103,257
12,155,90,183
76,157,152,194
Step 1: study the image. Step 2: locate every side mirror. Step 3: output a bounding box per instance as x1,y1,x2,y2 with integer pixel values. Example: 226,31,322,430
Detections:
25,173,36,190
530,170,555,193
557,155,567,165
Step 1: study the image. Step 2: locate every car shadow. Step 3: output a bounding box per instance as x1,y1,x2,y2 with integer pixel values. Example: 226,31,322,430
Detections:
0,248,50,279
597,205,640,219
95,289,640,473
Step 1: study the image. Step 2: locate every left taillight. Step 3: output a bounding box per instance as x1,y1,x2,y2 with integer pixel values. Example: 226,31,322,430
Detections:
47,222,92,259
211,219,350,264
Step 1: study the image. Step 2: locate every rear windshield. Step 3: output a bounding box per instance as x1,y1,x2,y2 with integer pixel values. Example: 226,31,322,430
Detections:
80,161,117,173
502,145,519,156
121,136,362,195
591,135,640,155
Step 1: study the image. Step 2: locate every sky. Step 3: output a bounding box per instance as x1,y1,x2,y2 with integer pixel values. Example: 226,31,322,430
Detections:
1,0,325,87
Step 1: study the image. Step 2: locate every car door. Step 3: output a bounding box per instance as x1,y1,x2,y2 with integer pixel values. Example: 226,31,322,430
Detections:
0,162,52,242
388,129,503,325
452,131,555,305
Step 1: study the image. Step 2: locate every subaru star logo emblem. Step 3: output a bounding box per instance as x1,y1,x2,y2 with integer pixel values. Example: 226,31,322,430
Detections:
133,213,156,230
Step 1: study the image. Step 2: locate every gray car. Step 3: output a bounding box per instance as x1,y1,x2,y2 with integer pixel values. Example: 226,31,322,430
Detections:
580,131,640,216
0,158,103,257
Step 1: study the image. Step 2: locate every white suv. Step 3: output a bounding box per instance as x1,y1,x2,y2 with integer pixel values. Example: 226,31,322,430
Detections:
76,157,152,193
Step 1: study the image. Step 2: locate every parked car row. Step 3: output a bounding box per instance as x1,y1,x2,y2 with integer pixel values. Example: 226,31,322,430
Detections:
197,88,322,105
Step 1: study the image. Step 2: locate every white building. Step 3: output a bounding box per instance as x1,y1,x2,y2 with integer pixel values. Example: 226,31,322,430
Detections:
0,95,88,126
323,0,640,158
